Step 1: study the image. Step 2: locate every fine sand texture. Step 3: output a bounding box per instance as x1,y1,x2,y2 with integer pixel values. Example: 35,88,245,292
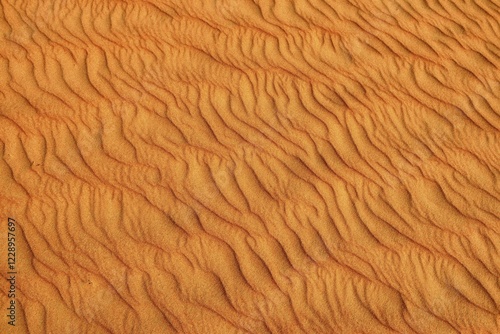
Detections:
0,0,500,333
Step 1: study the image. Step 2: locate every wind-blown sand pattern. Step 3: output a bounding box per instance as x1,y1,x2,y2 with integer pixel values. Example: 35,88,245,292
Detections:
0,0,499,333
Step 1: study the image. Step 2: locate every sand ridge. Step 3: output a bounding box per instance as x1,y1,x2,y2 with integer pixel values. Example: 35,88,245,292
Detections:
0,0,499,333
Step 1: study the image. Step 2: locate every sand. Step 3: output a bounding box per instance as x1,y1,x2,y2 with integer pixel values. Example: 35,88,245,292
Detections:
0,0,499,333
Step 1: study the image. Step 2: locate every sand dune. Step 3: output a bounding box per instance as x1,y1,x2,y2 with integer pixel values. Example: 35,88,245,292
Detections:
0,0,499,333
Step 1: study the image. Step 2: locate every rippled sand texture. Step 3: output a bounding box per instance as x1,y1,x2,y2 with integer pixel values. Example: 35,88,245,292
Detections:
1,0,500,333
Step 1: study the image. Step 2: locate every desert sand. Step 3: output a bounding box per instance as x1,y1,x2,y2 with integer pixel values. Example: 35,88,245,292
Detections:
0,0,499,333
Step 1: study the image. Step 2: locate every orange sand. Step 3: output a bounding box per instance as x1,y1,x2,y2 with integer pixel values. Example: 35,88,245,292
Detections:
0,0,499,333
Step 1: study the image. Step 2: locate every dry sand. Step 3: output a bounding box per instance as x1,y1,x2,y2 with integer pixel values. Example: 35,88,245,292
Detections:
0,0,499,333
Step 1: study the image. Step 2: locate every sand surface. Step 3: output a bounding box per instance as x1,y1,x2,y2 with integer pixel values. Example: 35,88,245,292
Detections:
0,0,500,333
